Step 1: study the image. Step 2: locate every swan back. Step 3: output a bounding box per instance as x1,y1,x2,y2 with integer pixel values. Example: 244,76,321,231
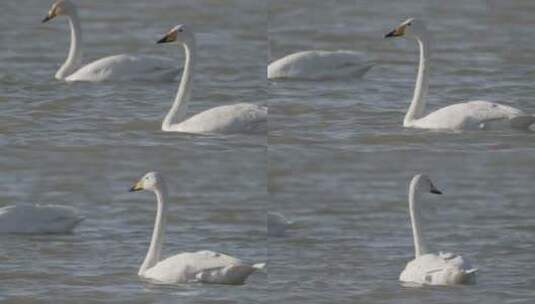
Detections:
142,250,258,285
0,204,83,234
400,253,477,286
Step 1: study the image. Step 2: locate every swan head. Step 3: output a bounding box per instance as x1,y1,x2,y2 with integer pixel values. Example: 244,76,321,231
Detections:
156,24,194,45
129,172,163,192
385,18,427,39
410,174,442,195
42,0,76,23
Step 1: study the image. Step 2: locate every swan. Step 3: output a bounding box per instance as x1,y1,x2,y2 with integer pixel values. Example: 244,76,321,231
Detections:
268,50,373,80
267,212,294,237
42,0,178,82
0,204,83,234
129,171,265,285
155,24,267,134
399,174,478,286
385,18,535,130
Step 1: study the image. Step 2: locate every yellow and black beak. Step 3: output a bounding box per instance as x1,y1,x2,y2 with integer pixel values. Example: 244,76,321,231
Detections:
129,180,143,192
156,31,176,44
385,25,406,38
42,10,55,23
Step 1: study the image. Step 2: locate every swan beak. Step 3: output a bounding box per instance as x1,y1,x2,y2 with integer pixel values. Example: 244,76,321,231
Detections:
156,30,176,44
129,180,143,192
42,14,53,23
430,187,442,195
385,25,406,38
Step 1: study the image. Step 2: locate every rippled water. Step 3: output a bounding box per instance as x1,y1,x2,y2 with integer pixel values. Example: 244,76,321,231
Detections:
1,0,266,303
2,0,535,303
269,0,535,303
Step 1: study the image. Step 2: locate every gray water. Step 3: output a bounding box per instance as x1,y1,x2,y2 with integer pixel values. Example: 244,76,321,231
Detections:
1,0,266,303
2,0,535,303
269,0,535,303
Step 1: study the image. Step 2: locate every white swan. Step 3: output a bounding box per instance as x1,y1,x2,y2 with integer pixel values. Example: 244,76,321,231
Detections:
267,212,294,237
385,18,535,130
42,0,178,82
156,24,267,134
268,50,373,80
399,174,478,286
129,172,265,285
0,204,83,234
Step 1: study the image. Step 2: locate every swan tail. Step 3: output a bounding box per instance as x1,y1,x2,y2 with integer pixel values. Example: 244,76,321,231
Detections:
252,262,266,271
510,115,535,130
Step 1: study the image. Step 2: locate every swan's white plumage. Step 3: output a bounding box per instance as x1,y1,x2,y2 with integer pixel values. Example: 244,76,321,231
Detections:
142,250,262,285
130,172,263,285
400,174,477,286
409,100,534,130
65,54,177,82
386,18,534,131
166,103,268,134
268,50,373,80
0,204,83,234
400,252,477,286
267,212,294,237
44,0,178,82
157,24,267,134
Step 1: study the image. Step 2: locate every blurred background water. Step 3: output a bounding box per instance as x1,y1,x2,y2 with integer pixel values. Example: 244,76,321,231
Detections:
0,0,266,303
269,0,535,303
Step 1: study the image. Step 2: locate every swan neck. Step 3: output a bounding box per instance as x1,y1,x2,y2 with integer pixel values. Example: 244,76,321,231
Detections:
56,12,83,80
162,40,196,131
408,182,428,257
404,34,431,126
139,184,168,275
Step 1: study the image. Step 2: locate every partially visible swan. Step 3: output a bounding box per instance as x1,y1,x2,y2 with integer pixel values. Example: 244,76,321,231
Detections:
400,174,478,286
156,24,267,134
0,204,83,234
42,0,178,82
268,50,373,80
267,212,294,237
129,172,265,285
385,18,535,130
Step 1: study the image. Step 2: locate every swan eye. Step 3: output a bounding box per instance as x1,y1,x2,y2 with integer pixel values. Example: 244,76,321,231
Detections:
178,28,184,33
407,22,412,26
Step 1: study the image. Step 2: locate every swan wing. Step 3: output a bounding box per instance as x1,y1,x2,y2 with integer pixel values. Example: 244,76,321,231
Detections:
65,54,179,82
268,50,373,80
400,253,477,286
0,204,83,234
143,250,259,285
415,100,533,130
172,103,267,134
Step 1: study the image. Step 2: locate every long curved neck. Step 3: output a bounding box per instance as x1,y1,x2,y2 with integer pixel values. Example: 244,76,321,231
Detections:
162,39,196,131
404,33,431,127
408,182,428,257
55,11,83,80
139,184,168,275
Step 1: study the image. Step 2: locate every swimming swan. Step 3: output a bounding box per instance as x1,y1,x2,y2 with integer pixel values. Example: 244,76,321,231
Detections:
156,24,267,134
385,18,535,130
0,204,83,234
129,172,265,285
42,0,178,82
400,174,478,286
268,50,373,80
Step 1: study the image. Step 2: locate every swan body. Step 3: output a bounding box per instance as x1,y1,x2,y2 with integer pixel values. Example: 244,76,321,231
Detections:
64,54,177,82
268,50,373,80
129,172,264,285
43,0,178,82
157,24,267,134
385,18,535,131
400,174,477,286
267,212,294,237
0,204,83,234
